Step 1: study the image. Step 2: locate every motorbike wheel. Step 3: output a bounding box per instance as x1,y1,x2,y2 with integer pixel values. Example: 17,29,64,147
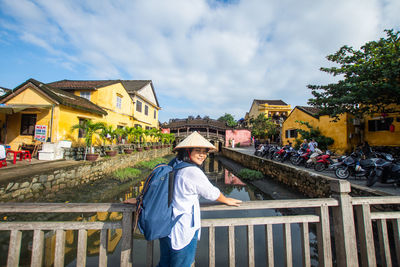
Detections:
335,167,350,179
315,162,325,172
305,162,313,168
273,153,281,161
289,156,298,165
294,157,302,166
366,170,378,187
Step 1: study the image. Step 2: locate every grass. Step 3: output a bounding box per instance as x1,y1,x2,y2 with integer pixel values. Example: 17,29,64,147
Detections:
112,167,142,182
237,168,264,180
135,157,167,170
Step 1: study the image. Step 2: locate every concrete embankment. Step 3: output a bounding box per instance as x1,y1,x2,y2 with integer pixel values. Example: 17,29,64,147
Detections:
0,147,172,202
221,147,391,198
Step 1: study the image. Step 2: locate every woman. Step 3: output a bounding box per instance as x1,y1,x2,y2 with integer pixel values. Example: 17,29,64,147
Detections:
159,131,242,267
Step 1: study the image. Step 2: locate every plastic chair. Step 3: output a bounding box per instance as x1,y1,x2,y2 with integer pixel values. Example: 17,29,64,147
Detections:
0,158,6,168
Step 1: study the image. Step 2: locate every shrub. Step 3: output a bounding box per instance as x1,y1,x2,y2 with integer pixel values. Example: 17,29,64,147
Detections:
237,168,264,180
135,157,166,170
112,167,141,182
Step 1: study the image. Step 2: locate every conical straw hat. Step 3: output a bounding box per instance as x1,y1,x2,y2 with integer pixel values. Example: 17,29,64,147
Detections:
174,131,217,151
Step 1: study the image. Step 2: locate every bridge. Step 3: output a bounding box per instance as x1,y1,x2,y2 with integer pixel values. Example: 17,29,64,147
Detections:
163,117,228,150
1,179,400,267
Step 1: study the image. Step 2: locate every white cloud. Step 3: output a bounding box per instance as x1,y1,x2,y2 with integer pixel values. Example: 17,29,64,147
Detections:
0,0,399,122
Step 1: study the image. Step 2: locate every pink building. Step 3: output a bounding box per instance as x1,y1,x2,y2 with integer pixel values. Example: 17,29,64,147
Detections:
225,129,252,147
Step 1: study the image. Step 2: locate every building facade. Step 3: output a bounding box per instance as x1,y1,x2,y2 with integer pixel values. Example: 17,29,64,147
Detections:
247,99,291,126
282,106,400,154
0,78,161,149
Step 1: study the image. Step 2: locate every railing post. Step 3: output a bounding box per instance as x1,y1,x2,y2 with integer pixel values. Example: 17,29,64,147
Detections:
330,180,359,267
121,211,133,267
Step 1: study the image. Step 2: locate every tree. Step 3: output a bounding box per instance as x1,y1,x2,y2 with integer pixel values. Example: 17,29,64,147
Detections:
218,113,238,127
308,29,400,119
249,113,279,140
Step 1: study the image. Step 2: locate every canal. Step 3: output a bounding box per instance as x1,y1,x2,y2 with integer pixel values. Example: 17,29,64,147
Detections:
0,155,318,267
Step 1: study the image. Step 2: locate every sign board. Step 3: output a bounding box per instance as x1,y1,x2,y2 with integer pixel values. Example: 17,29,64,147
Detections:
34,125,47,142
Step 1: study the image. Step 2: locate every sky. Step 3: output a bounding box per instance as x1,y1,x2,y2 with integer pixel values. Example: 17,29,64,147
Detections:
0,0,399,123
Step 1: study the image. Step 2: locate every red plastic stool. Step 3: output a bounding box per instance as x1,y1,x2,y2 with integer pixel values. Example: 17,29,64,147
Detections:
22,150,31,162
0,159,7,168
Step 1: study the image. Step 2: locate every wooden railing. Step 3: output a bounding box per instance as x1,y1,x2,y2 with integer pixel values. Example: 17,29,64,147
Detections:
1,180,400,266
0,203,134,267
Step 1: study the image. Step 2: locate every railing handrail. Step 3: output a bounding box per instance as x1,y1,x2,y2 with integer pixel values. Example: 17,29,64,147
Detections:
200,198,338,211
0,202,135,213
0,199,338,214
352,196,400,205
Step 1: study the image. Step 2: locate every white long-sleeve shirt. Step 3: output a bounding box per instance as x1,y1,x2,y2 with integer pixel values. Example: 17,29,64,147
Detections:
169,166,220,250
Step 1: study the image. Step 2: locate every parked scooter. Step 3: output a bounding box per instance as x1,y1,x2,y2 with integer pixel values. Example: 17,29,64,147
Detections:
281,146,296,163
293,149,312,166
314,151,334,172
334,152,375,179
366,154,400,187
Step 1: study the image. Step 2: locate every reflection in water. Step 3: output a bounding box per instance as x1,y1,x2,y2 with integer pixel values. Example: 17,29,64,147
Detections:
0,156,317,267
224,169,246,186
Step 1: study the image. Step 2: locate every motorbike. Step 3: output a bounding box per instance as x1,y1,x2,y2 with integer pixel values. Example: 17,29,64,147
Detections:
272,146,285,161
366,154,400,187
334,152,375,179
314,151,334,172
281,146,296,163
254,145,266,157
293,149,312,166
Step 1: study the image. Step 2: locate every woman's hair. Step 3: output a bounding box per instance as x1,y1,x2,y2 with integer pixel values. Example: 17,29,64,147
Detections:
176,148,192,163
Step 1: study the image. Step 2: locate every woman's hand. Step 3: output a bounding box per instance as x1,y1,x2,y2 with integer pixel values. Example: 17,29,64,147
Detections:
216,193,242,207
123,198,137,205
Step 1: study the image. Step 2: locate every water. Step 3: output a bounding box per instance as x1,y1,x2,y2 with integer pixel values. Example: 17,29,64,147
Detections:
0,155,318,267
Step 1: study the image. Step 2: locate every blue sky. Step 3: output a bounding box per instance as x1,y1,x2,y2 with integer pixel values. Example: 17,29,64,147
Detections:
1,0,399,123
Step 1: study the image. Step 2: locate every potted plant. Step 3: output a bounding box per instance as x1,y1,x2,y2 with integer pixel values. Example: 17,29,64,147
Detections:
100,125,118,157
123,127,135,154
71,120,105,161
144,142,150,150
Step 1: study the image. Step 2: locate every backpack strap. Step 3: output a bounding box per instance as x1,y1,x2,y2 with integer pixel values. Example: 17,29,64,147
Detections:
168,161,196,206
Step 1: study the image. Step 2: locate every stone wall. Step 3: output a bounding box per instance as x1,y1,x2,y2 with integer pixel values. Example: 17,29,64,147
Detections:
63,144,161,161
221,148,388,198
0,147,172,202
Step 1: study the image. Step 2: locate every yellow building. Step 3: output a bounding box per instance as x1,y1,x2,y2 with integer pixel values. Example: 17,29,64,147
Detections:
363,111,400,147
282,106,400,154
0,78,161,150
247,99,291,125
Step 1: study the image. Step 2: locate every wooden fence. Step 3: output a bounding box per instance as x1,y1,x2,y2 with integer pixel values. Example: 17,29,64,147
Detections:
1,180,400,267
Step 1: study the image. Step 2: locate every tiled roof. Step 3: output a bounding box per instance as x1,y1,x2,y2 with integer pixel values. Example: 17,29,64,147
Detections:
48,79,152,92
47,80,118,90
47,79,159,107
254,99,288,106
121,80,152,93
8,79,107,116
165,117,227,129
297,106,321,117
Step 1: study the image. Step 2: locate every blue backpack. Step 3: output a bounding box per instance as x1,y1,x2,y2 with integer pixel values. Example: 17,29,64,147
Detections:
135,160,194,241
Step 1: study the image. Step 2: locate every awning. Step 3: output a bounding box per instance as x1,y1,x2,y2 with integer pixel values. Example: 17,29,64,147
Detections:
0,104,53,114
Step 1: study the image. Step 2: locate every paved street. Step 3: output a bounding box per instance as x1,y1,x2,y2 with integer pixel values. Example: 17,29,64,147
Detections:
230,146,400,196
